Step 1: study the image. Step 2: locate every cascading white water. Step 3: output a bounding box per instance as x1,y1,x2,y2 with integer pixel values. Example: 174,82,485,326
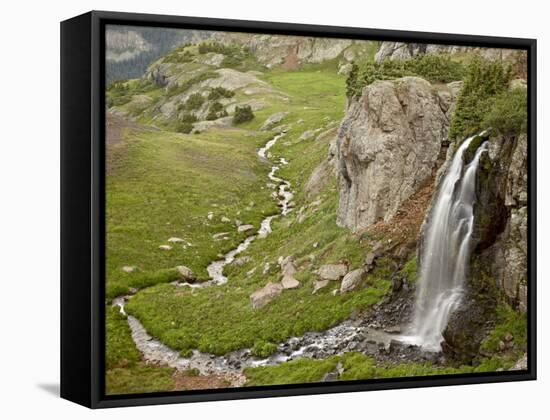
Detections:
401,134,488,352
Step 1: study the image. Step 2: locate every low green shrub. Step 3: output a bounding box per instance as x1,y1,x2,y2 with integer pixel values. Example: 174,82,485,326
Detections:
183,93,205,111
206,101,227,121
166,72,219,97
251,340,278,358
346,54,466,98
449,58,512,139
208,87,235,100
232,105,254,124
482,88,527,137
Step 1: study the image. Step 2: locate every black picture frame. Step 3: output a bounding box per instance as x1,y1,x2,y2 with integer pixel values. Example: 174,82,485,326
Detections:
61,10,537,409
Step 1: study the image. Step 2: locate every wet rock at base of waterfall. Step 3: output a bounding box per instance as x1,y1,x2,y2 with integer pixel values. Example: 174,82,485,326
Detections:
317,264,348,281
312,279,330,294
281,274,300,289
159,245,172,250
233,256,252,267
260,112,289,131
237,224,254,233
384,325,401,334
177,265,196,281
250,282,283,308
167,237,185,243
221,216,231,223
122,266,136,273
340,268,367,293
442,289,497,363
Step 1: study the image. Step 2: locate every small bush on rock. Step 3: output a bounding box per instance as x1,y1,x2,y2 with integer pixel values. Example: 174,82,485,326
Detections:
233,105,254,124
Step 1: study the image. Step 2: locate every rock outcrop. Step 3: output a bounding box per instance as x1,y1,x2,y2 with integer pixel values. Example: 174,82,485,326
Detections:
210,33,364,68
475,133,528,309
375,42,522,64
336,76,460,230
440,130,527,360
250,282,283,309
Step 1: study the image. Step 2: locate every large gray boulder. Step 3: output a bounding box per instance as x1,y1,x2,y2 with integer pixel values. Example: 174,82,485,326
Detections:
261,112,289,131
176,265,196,281
317,264,348,281
336,77,459,230
250,282,283,309
340,268,367,293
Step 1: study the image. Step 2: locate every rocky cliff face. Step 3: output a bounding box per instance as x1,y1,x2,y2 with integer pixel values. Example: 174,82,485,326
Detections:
335,76,461,231
210,32,369,69
475,132,528,308
441,131,528,360
375,42,521,63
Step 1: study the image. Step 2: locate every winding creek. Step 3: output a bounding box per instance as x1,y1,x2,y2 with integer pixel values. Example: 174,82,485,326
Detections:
111,133,426,384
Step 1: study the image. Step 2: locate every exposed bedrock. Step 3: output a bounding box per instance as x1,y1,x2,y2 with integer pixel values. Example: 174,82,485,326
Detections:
335,76,461,231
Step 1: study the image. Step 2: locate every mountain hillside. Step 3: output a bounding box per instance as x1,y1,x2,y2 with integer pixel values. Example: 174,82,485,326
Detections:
105,34,528,394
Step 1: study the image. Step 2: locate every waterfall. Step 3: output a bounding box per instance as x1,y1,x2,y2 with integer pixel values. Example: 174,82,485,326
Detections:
402,134,488,352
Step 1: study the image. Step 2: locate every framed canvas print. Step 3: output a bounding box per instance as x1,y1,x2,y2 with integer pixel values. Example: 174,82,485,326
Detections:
60,11,536,408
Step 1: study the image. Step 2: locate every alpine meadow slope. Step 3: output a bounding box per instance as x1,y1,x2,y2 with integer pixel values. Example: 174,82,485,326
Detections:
104,29,529,394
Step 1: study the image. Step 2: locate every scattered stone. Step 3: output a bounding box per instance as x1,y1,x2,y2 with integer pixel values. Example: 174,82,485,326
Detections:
364,252,378,266
122,266,135,273
510,354,527,371
504,332,514,342
238,224,254,233
321,371,339,382
281,274,300,289
384,326,401,334
246,267,257,277
207,212,214,220
250,282,283,308
317,264,348,281
212,232,230,240
299,130,316,141
233,256,252,266
221,216,231,223
260,112,289,131
313,242,319,248
498,340,507,351
263,262,271,275
331,289,339,296
280,256,297,277
235,219,242,227
312,279,330,294
167,237,185,243
297,118,304,124
340,268,367,293
159,245,172,250
272,123,291,134
177,265,196,281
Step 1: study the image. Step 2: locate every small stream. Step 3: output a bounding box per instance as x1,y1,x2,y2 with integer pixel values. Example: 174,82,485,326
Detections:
112,133,405,384
172,133,293,289
114,295,395,386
